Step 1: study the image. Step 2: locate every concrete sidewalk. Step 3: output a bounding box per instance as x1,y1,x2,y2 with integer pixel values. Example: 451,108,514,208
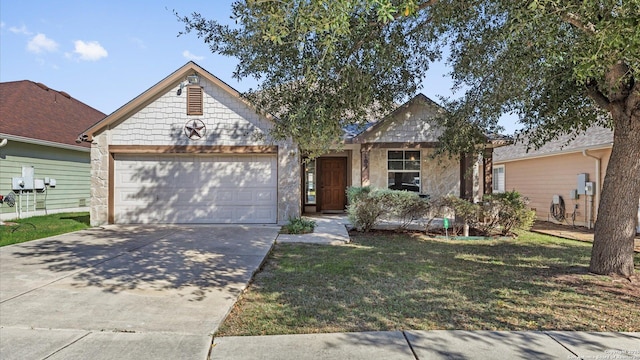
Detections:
276,215,351,245
210,330,640,360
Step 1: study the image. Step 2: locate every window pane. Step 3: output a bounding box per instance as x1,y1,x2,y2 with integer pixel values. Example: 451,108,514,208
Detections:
388,160,404,170
305,159,316,204
404,151,420,161
388,151,404,160
388,172,420,192
405,160,420,171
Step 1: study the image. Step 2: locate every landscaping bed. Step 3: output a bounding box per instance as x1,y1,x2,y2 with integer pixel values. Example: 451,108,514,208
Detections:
217,231,640,336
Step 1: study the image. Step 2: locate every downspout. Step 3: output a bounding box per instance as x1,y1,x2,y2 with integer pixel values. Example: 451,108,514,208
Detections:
582,149,601,229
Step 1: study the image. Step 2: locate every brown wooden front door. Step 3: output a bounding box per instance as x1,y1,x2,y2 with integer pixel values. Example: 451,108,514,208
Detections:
319,157,347,211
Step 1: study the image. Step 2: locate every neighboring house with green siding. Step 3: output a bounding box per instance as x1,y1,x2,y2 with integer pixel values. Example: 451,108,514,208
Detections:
0,80,106,221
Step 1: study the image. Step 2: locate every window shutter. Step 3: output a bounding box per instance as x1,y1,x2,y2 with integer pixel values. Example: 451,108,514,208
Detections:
187,86,203,115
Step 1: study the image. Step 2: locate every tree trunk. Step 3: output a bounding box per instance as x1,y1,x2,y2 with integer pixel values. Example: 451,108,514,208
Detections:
589,100,640,276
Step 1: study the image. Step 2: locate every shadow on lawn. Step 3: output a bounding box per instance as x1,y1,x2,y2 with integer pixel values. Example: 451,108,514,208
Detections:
6,225,274,302
238,233,639,340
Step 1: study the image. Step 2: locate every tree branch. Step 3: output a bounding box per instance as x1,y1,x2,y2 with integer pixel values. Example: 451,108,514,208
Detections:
561,12,596,35
586,81,611,111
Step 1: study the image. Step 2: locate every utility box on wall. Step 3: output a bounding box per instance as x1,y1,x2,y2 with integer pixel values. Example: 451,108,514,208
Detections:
577,173,589,195
585,182,595,196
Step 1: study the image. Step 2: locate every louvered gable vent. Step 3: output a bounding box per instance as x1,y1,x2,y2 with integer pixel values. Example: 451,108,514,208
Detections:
187,86,203,115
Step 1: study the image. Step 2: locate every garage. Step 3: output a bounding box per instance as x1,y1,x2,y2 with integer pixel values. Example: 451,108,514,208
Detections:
113,154,277,224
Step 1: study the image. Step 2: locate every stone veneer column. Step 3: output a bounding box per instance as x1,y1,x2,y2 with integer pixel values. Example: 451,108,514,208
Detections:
90,132,109,226
277,143,301,223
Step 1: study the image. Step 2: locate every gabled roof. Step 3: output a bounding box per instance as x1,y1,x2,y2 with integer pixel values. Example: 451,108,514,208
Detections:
351,93,443,143
0,80,106,149
81,61,262,141
494,125,613,162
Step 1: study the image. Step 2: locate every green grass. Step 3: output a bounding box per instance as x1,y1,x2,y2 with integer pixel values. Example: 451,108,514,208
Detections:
218,231,640,336
0,212,90,247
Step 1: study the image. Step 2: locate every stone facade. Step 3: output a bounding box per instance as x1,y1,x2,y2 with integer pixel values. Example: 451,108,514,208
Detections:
89,71,300,226
367,148,459,199
352,94,483,201
90,132,109,225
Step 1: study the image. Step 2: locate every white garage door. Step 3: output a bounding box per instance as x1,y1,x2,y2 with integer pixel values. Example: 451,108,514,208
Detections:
114,154,277,224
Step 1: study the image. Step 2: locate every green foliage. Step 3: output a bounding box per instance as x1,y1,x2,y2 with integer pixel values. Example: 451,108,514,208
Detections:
441,192,535,236
281,217,316,235
346,187,387,232
482,191,536,235
441,195,481,234
177,0,637,154
346,185,372,204
382,190,431,229
347,187,430,231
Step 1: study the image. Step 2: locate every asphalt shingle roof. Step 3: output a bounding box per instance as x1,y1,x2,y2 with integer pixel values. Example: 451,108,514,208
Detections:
493,125,613,162
0,80,106,148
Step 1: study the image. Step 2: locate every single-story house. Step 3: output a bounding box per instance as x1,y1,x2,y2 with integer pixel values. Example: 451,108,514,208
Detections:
0,81,106,221
80,62,506,226
493,125,640,233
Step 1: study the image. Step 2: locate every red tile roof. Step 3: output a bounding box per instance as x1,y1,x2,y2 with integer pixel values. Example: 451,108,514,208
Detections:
0,80,106,148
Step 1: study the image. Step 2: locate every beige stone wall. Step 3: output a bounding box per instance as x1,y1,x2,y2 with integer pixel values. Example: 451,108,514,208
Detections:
367,148,460,199
90,131,109,226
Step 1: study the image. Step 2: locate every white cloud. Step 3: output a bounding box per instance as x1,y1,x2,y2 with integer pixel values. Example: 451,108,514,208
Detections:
10,24,31,35
72,40,108,61
182,50,204,61
27,33,58,53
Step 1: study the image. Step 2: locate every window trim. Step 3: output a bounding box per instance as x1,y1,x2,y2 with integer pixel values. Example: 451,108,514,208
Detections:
387,150,421,193
492,165,505,193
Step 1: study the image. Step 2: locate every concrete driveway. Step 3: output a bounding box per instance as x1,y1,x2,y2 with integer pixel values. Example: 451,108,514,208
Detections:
0,224,279,360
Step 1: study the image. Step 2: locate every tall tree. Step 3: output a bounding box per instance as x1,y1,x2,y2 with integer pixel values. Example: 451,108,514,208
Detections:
178,0,639,276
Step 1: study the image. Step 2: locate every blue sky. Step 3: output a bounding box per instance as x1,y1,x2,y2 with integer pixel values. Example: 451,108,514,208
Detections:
1,1,519,134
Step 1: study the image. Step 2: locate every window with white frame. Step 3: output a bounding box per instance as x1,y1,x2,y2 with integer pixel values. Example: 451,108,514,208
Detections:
492,165,505,193
388,150,420,192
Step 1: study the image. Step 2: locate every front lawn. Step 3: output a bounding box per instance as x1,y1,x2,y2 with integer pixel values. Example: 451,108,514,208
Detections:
0,212,90,247
218,231,640,336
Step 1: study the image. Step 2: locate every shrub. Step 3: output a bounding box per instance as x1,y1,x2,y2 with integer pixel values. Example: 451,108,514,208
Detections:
346,186,372,204
441,195,481,234
441,191,535,236
378,190,430,230
482,191,535,235
281,217,316,234
346,187,430,232
346,187,385,232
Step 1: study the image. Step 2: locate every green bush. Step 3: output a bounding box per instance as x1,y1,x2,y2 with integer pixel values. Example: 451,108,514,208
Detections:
346,187,430,232
441,191,535,236
482,191,535,235
346,187,385,232
346,186,372,204
378,189,430,230
281,217,316,234
441,195,481,234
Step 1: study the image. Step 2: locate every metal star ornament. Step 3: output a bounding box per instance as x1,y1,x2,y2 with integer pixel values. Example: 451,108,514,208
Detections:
184,119,206,140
